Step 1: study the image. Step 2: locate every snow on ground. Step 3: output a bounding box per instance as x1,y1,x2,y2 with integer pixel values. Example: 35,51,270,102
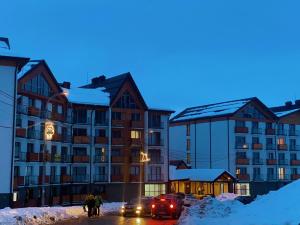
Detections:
179,180,300,225
0,202,123,225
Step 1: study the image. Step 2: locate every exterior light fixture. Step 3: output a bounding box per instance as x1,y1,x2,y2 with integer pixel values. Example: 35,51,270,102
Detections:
45,121,55,140
12,191,18,202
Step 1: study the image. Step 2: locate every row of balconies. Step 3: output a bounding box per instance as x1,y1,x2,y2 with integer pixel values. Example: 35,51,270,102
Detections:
236,158,300,166
15,152,164,164
236,173,300,181
13,173,164,187
16,128,72,142
235,126,299,136
236,143,300,151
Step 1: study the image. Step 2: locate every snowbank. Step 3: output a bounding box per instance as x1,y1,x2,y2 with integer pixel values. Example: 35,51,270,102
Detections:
179,180,300,225
0,202,123,225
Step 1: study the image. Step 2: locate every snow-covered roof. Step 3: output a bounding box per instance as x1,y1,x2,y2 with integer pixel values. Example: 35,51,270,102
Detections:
62,87,110,106
169,166,235,182
273,108,300,117
172,98,252,122
17,60,40,78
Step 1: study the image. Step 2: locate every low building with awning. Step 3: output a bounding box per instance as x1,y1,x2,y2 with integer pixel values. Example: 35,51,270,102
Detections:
169,166,236,198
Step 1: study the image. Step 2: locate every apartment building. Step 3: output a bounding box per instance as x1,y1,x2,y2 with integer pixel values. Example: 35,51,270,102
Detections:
13,60,173,207
170,97,300,196
0,42,29,208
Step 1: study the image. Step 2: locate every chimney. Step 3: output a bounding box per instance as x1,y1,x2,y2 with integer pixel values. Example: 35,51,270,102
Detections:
91,75,106,86
60,81,71,89
285,101,293,107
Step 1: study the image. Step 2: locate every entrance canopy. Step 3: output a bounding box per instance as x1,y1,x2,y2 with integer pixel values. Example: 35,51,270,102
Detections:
169,166,236,182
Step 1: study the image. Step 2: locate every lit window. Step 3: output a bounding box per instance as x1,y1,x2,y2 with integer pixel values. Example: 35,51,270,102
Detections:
236,168,241,175
236,183,250,196
144,184,166,197
278,167,285,180
278,138,285,145
131,130,140,139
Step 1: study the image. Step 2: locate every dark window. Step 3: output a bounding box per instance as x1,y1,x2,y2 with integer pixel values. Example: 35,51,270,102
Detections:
112,112,122,120
73,109,87,123
111,149,121,157
112,130,122,138
111,166,121,175
96,129,106,137
27,143,34,153
115,91,137,109
131,113,141,121
23,74,53,97
73,128,87,136
252,137,259,144
95,110,107,124
130,166,140,175
266,123,273,129
73,147,87,156
149,113,161,128
236,120,245,127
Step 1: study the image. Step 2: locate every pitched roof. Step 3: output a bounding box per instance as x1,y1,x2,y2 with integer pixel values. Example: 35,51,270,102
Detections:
169,166,236,182
270,102,300,118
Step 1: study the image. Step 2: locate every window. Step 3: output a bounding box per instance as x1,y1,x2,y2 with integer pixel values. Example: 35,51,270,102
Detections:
267,168,274,178
130,166,140,175
252,122,259,129
111,149,121,157
111,166,121,175
112,130,122,138
236,120,245,127
149,166,162,180
144,184,166,197
73,109,87,123
95,147,106,162
112,112,122,120
73,128,87,136
290,124,296,132
131,113,141,121
291,153,297,160
278,167,285,180
23,74,53,97
115,91,137,109
96,129,106,137
236,152,246,159
253,152,260,161
236,183,250,196
131,130,141,139
292,168,298,175
27,143,34,153
96,166,106,175
15,142,21,157
236,136,246,144
290,139,296,150
186,124,190,136
95,110,107,124
252,137,259,144
236,167,247,175
277,138,285,145
266,122,273,129
73,167,87,176
16,115,22,127
268,152,275,160
28,98,35,107
253,168,261,179
148,113,161,128
73,147,87,156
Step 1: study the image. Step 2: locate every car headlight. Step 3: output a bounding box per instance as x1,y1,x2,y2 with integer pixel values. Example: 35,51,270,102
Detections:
121,206,125,209
137,206,142,210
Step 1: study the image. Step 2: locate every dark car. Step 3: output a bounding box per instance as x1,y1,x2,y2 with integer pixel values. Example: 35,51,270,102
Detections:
151,194,183,219
121,197,153,217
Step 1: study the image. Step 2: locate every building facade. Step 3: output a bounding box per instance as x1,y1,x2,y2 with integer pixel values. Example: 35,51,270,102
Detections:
13,60,173,207
170,97,300,197
0,49,29,208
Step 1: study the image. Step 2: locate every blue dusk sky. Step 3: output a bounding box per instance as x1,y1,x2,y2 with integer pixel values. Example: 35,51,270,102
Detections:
1,0,300,113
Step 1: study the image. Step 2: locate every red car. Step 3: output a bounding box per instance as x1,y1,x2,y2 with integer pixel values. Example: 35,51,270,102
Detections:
151,194,183,219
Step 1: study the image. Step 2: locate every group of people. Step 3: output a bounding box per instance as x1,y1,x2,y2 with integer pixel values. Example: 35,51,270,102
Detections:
83,194,103,217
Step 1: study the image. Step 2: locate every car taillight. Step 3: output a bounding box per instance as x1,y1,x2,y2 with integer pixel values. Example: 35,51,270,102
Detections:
152,204,155,209
160,198,166,201
170,204,174,209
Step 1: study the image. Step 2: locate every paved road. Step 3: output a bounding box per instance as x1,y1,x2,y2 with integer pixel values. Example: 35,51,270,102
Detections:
55,215,177,225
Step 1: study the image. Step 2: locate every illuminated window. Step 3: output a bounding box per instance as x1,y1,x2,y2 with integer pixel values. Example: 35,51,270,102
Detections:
236,168,241,175
278,138,285,145
236,183,250,196
131,130,140,139
144,184,166,197
278,167,285,180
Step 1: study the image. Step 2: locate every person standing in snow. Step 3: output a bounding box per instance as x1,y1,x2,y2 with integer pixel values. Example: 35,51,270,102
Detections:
95,194,103,216
84,194,96,217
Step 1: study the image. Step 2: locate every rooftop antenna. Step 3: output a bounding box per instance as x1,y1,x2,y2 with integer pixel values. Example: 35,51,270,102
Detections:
0,37,10,50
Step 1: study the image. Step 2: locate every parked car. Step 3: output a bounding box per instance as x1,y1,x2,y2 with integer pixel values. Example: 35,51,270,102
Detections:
120,197,153,217
151,194,183,219
173,192,197,206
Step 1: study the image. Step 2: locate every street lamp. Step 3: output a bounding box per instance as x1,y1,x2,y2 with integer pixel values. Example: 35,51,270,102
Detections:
41,90,67,206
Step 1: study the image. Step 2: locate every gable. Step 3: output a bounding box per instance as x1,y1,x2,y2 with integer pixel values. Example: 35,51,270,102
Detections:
111,78,147,109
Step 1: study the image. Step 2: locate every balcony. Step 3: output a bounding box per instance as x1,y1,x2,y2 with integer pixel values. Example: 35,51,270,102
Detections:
61,134,72,143
131,156,141,163
266,159,277,165
130,138,143,146
236,158,249,165
51,154,62,163
130,175,141,182
27,130,42,140
14,152,27,162
61,154,72,163
149,156,164,164
16,128,26,138
50,175,61,184
149,122,164,129
148,174,164,182
28,106,40,117
39,152,51,162
252,143,263,150
251,128,263,134
111,156,125,163
278,174,290,181
265,128,276,135
112,138,124,145
289,130,300,136
278,144,288,151
73,136,90,144
290,160,300,166
73,117,91,125
24,176,39,186
278,159,289,165
131,120,144,128
291,174,300,180
17,105,28,114
148,139,164,146
61,175,72,183
111,175,123,182
72,155,89,163
235,126,248,133
267,174,277,181
253,175,264,181
236,174,250,181
95,119,108,126
266,144,276,150
51,112,64,122
252,159,264,165
52,196,60,205
277,129,287,136
72,175,89,183
52,134,62,142
94,155,108,163
112,119,126,127
13,176,25,188
26,152,39,162
94,174,108,182
290,145,300,151
235,143,249,150
38,175,50,184
94,137,108,145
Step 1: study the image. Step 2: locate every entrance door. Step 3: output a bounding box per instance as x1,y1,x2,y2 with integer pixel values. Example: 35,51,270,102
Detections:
184,182,191,194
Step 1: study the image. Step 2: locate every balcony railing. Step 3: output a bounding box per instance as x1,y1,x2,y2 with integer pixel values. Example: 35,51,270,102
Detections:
252,159,264,165
235,143,249,150
149,156,164,164
290,145,300,151
61,154,72,163
61,134,72,143
236,174,250,181
94,137,108,145
14,152,27,162
16,128,26,138
61,175,72,183
148,139,164,146
28,106,40,117
266,159,277,165
50,175,61,184
94,155,108,163
72,175,89,183
73,136,90,144
236,158,250,165
277,144,288,151
130,175,141,182
111,175,123,182
94,174,108,182
277,129,287,136
94,120,109,126
265,128,276,135
72,155,90,163
148,174,164,182
111,156,125,163
27,130,42,140
235,126,248,133
266,144,276,150
290,160,300,166
252,143,263,150
13,176,25,188
253,175,263,181
291,174,300,180
251,128,263,134
289,130,300,136
267,174,277,181
278,174,290,181
26,152,39,162
278,159,289,165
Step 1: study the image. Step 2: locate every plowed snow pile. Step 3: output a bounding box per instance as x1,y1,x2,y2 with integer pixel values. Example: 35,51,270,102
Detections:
179,180,300,225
